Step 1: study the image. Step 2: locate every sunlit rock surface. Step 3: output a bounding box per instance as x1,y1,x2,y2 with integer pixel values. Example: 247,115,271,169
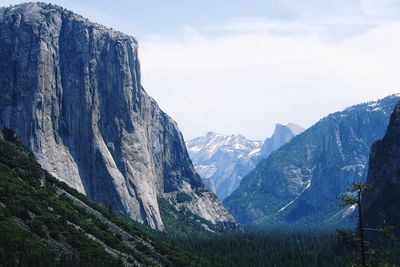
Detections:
0,3,236,231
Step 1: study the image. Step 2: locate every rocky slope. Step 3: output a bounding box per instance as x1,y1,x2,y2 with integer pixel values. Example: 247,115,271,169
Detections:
0,3,235,231
0,129,198,266
187,124,303,200
224,95,400,226
363,101,400,235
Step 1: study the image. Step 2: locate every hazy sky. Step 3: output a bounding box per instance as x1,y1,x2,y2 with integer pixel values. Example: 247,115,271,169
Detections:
2,1,400,140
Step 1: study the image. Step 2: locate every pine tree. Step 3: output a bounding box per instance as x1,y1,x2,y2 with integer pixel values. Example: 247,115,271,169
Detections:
337,182,395,267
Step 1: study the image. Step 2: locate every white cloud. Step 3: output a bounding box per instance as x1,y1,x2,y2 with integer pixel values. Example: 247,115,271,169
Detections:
360,0,400,18
140,19,400,140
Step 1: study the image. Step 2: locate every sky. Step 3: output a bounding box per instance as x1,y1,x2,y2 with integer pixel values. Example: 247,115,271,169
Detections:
2,0,400,140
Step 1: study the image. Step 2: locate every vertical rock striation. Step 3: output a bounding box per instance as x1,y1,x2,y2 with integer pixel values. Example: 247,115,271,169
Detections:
0,3,235,230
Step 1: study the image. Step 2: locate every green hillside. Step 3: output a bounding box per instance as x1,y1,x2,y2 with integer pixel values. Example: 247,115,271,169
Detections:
0,129,199,267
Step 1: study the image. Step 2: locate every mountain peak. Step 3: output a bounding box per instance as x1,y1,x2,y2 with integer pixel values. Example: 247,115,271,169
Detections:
261,123,304,158
274,123,304,134
187,124,302,200
1,2,137,44
285,123,305,135
187,132,262,200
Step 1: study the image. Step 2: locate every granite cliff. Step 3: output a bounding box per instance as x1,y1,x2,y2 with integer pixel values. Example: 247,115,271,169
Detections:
0,3,235,231
260,123,304,159
363,101,400,235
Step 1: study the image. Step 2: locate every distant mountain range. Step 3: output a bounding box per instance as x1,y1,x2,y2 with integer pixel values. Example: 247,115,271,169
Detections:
224,94,400,227
187,133,263,200
187,124,304,200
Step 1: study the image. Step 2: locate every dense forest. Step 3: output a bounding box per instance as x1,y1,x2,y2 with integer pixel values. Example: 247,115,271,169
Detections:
1,129,399,267
158,229,400,267
165,230,354,267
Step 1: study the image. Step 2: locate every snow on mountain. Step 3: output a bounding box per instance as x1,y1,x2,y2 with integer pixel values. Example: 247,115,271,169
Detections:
187,132,262,200
187,124,303,200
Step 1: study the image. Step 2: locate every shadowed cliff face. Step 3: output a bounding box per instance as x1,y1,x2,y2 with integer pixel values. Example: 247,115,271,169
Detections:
0,3,235,230
364,102,400,235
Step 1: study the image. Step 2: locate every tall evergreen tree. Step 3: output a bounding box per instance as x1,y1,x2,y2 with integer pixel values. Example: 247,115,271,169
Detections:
337,182,395,267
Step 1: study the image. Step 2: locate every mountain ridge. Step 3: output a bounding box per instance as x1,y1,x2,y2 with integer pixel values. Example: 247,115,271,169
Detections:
224,94,400,226
187,123,303,200
261,123,305,159
187,132,262,200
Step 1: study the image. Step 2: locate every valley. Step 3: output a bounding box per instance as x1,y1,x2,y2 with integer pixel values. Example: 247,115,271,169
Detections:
1,2,400,267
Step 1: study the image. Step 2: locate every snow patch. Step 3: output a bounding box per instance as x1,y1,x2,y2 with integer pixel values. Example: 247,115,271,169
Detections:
335,130,345,160
248,147,261,156
278,180,311,213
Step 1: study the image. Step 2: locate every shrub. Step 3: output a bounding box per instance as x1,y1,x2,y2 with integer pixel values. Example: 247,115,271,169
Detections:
176,192,192,203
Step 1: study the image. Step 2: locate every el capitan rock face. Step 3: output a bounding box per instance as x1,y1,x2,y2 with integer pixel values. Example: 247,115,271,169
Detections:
363,101,400,234
0,3,235,230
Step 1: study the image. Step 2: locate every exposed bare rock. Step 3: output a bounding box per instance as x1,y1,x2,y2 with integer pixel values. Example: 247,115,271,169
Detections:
0,2,235,231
